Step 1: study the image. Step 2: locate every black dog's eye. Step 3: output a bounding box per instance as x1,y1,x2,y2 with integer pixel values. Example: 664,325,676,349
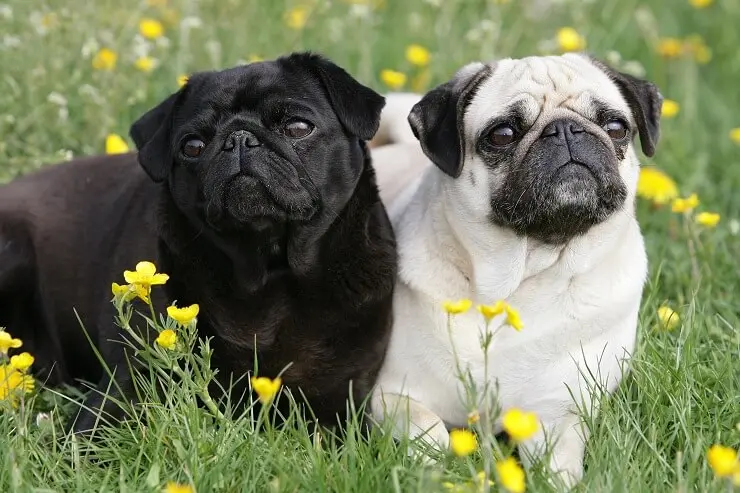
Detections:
604,120,628,140
488,124,516,146
182,139,206,158
282,119,314,139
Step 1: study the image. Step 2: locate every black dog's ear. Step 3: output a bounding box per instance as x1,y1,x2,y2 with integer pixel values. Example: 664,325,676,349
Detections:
129,91,182,183
408,62,491,178
589,56,663,157
286,52,386,141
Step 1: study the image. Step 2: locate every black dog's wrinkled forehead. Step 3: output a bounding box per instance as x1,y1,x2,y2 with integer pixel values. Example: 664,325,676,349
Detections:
175,58,334,123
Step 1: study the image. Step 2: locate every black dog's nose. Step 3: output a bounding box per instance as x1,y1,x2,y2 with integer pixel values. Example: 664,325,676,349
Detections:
541,119,585,140
223,130,261,150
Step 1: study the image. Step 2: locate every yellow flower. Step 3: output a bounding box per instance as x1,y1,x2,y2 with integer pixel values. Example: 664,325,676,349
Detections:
661,100,680,118
124,261,169,288
443,299,473,315
467,410,480,425
685,35,713,64
284,6,309,30
449,429,477,457
10,352,34,372
729,128,740,144
496,457,526,493
0,331,22,355
405,44,431,66
504,305,524,331
163,482,194,493
139,18,165,39
696,212,720,228
671,193,700,213
156,329,177,350
689,0,712,7
657,305,680,330
134,56,156,73
380,69,407,90
556,27,586,52
250,376,282,404
92,48,117,70
0,364,35,402
177,74,189,87
167,304,200,326
657,38,684,58
707,444,738,477
477,301,506,321
105,134,129,155
637,167,679,205
248,55,264,63
502,408,539,442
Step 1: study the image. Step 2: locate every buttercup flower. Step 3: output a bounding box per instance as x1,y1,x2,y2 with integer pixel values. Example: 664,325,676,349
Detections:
707,444,738,477
661,100,680,118
695,212,720,228
657,38,683,58
477,301,505,321
685,35,712,64
496,457,526,493
284,6,309,30
105,134,129,154
10,352,34,372
636,167,679,205
405,44,431,66
139,18,164,39
504,305,524,331
0,331,22,355
671,193,700,213
689,0,713,7
250,376,282,404
156,329,177,350
134,56,156,73
177,74,189,87
443,299,473,315
556,27,586,52
502,408,539,441
167,304,200,326
380,69,406,90
163,482,194,493
657,305,680,330
449,429,477,457
124,261,169,288
92,48,117,70
729,128,740,144
0,364,35,402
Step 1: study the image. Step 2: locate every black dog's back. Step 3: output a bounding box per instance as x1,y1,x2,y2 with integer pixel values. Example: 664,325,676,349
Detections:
0,153,158,386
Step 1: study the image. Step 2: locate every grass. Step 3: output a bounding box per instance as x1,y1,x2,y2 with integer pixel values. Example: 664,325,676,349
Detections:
1,0,739,491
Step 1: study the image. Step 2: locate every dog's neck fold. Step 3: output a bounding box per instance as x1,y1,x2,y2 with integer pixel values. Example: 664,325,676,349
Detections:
397,170,635,304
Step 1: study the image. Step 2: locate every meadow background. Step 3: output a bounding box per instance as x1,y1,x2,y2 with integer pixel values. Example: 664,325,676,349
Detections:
1,0,739,491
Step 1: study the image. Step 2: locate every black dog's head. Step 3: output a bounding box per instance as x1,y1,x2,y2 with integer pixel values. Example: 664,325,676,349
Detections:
408,54,662,244
130,53,385,233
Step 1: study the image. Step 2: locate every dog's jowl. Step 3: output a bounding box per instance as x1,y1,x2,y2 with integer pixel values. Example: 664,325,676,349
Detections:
370,54,661,486
0,53,396,434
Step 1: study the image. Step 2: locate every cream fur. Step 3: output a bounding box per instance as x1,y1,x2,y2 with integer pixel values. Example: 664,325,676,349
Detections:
370,54,648,488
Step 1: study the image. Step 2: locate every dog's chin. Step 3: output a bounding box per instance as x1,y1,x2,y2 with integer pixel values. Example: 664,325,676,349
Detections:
206,175,317,232
492,163,627,244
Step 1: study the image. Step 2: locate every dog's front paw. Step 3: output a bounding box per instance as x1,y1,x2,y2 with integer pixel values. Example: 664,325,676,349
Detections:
407,420,450,465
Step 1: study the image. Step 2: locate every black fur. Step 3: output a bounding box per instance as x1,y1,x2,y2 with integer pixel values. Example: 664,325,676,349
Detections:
589,57,663,157
407,64,491,178
0,52,396,433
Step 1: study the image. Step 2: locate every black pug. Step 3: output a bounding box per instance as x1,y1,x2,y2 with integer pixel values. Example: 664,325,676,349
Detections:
0,52,397,434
